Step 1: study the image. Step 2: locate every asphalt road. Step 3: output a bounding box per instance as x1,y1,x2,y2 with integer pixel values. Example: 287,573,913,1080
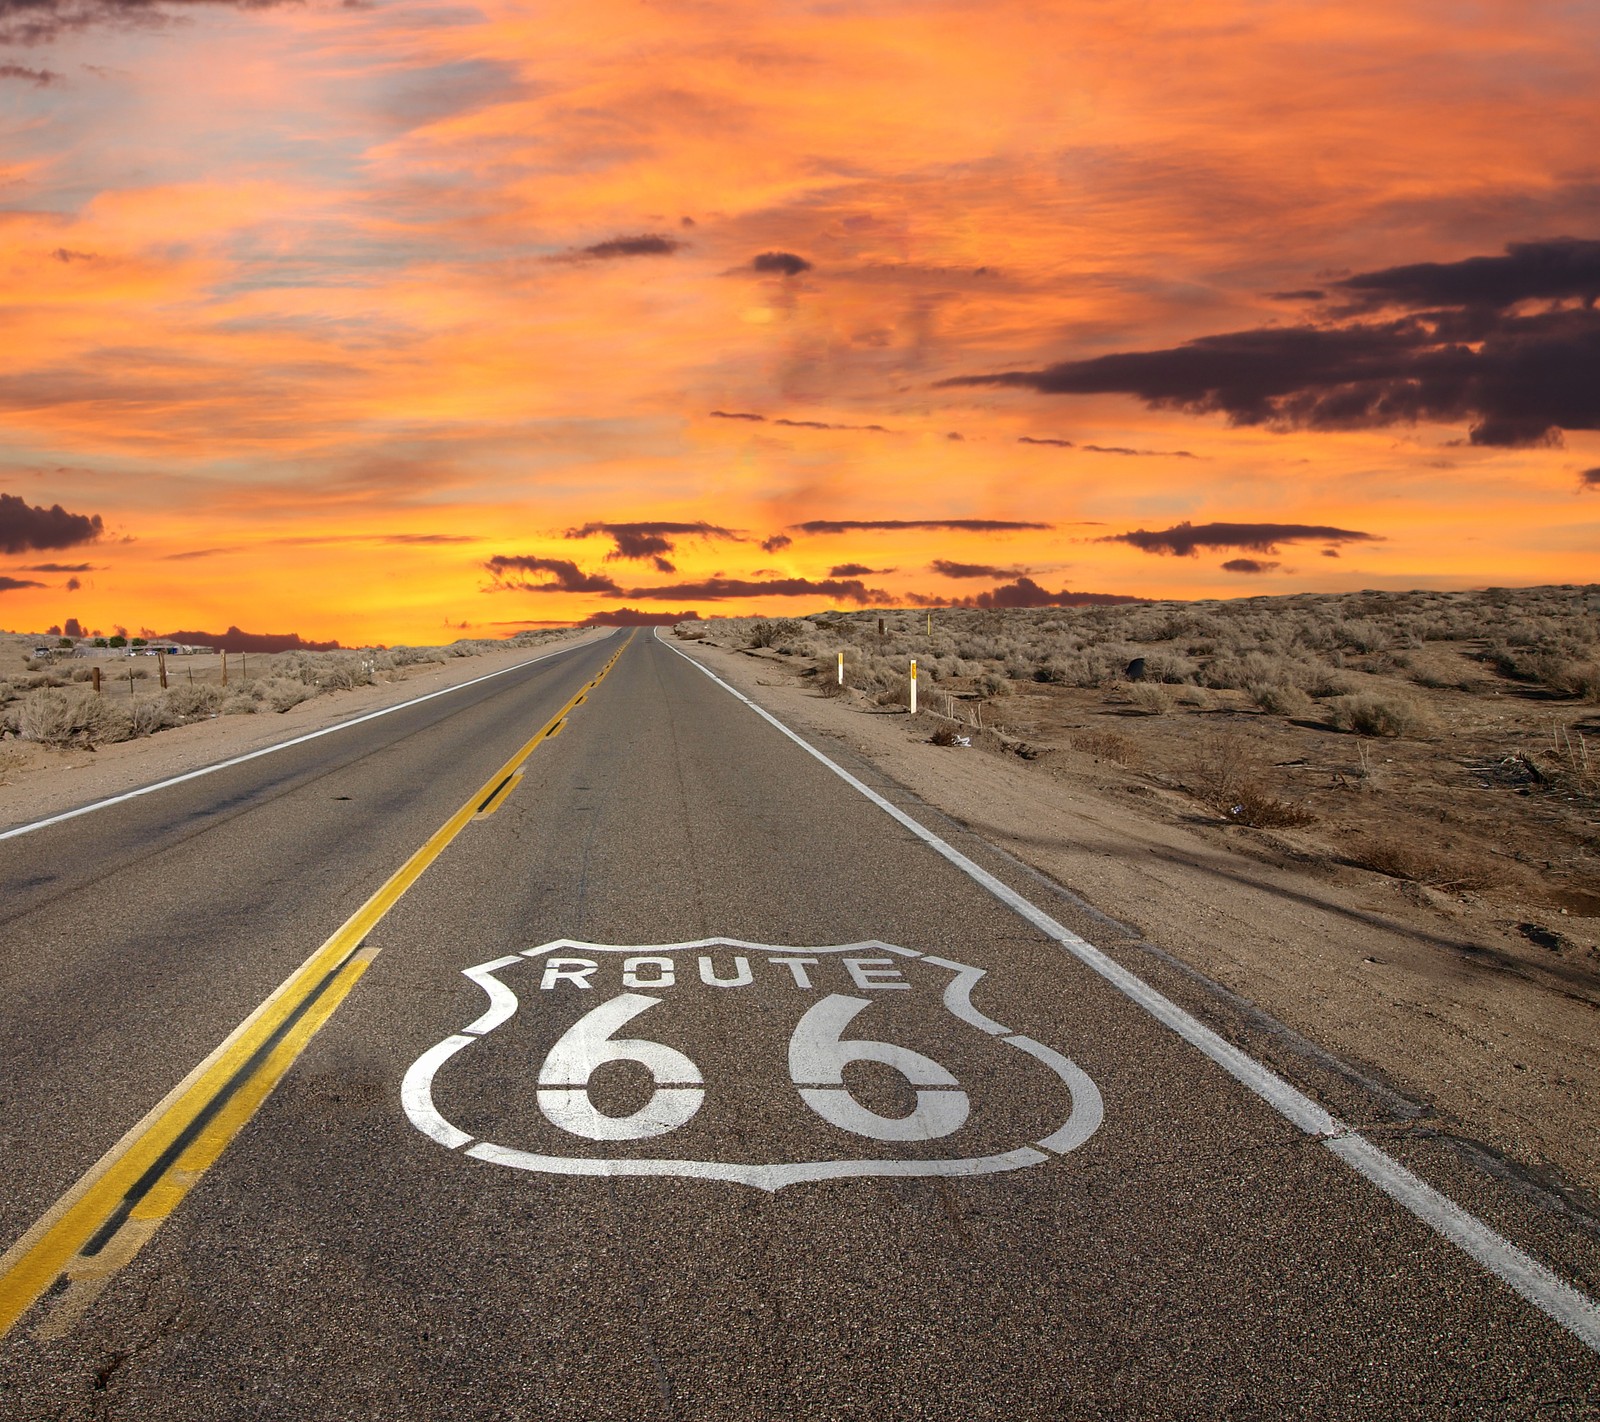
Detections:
0,630,1597,1419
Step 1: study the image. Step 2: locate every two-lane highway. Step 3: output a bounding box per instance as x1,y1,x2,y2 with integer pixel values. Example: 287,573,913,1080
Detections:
1,630,1596,1418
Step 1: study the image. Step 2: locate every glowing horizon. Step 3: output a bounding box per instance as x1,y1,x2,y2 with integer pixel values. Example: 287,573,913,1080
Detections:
1,0,1597,645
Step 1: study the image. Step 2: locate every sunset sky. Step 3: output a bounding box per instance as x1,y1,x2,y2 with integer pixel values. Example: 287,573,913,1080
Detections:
1,0,1597,645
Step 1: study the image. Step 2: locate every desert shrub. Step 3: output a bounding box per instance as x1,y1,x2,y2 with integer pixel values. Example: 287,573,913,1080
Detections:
1326,693,1434,738
1128,683,1174,714
1220,786,1316,829
221,691,258,715
1302,666,1357,699
1347,837,1497,889
162,683,224,719
389,646,448,666
254,676,314,713
975,671,1011,698
1335,619,1388,653
1189,731,1312,826
1066,729,1137,766
128,698,167,737
1140,650,1197,684
69,664,96,683
1175,684,1213,708
1249,683,1312,718
19,687,133,747
748,619,803,648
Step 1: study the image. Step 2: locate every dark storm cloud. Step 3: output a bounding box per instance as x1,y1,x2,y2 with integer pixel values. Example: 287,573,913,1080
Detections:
1018,436,1074,447
944,238,1600,448
1221,558,1280,574
581,607,701,626
710,410,766,421
1332,238,1600,311
791,518,1050,535
1271,289,1326,302
929,559,1028,579
750,252,812,276
1102,521,1378,557
0,0,297,45
830,563,892,577
1580,468,1600,490
52,248,95,262
0,575,45,591
0,491,103,555
65,575,81,590
761,534,792,553
485,555,622,594
0,62,57,83
624,576,892,605
579,234,682,260
20,561,94,572
565,521,743,571
911,578,1143,610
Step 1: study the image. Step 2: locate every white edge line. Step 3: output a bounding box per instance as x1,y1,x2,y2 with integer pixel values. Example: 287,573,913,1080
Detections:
655,629,1600,1355
0,632,614,842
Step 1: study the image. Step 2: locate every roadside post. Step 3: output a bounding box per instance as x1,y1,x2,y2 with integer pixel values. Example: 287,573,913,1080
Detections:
837,651,844,686
157,649,167,689
909,658,917,714
92,666,100,695
221,650,228,687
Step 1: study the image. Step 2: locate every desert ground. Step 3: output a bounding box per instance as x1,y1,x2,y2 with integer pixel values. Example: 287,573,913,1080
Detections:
3,589,1596,1211
671,586,1600,1205
0,627,606,831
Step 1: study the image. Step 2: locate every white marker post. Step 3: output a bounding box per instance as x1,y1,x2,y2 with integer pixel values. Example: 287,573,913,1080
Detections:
837,651,844,686
909,659,917,714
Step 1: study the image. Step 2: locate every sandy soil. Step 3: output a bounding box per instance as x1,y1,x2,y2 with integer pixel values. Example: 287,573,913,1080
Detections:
671,631,1600,1202
0,629,608,834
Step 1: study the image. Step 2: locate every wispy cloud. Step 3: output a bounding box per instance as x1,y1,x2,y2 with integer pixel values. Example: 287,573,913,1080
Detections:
792,519,1050,535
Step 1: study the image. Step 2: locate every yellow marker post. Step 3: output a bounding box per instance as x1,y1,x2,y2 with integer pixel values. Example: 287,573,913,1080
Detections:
909,658,917,714
836,651,844,686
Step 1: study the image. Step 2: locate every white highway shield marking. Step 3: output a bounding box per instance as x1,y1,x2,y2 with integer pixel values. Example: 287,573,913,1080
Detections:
402,938,1104,1192
655,630,1600,1355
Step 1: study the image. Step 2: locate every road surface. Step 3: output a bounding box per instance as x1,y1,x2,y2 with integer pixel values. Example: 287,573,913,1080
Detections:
1,629,1596,1418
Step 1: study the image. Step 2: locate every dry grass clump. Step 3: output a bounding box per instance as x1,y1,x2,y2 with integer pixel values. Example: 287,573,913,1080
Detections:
1190,731,1314,828
1326,692,1435,738
17,687,136,747
1066,729,1138,766
1248,683,1313,718
162,683,225,719
748,618,805,648
1346,837,1499,890
253,676,316,713
1127,683,1174,715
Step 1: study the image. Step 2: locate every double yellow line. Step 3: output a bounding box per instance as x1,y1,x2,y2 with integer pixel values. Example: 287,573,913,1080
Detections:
0,633,632,1341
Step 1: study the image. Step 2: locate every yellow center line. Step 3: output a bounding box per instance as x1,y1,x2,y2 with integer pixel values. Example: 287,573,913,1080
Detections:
0,631,633,1341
